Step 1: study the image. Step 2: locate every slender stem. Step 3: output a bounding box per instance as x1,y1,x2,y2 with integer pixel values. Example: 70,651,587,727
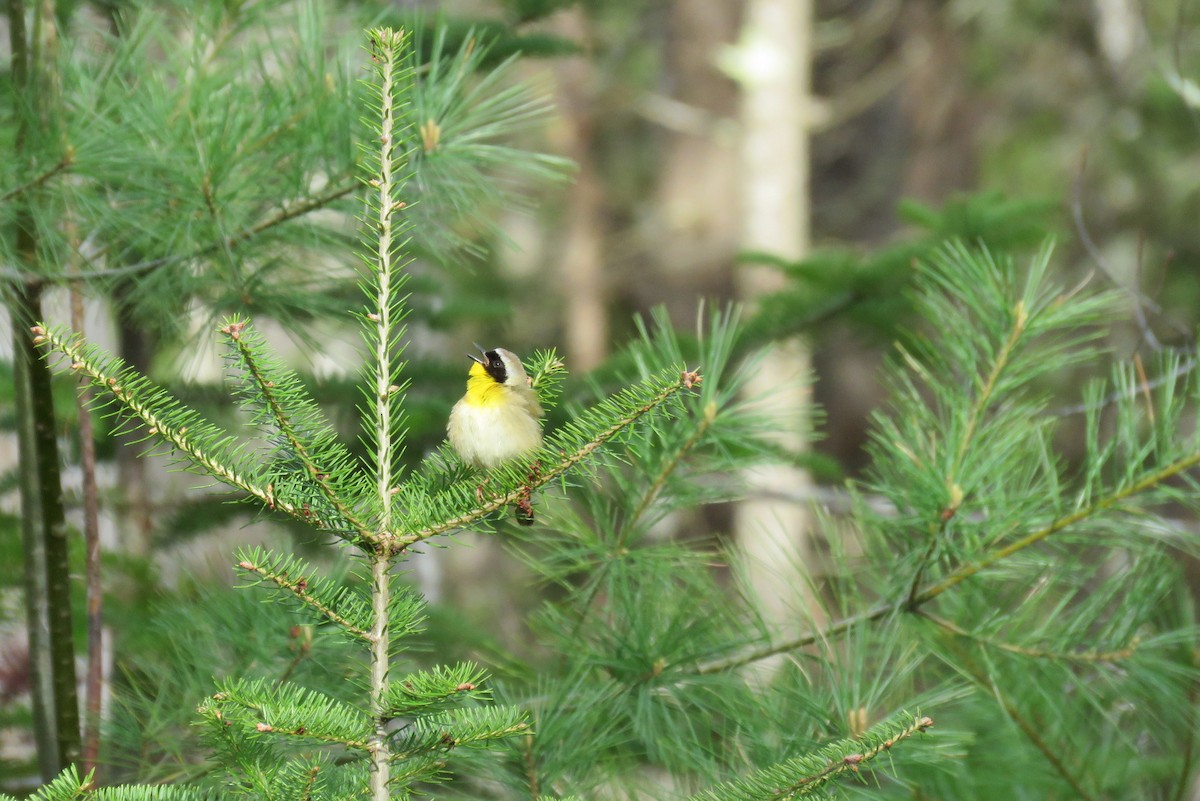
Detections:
907,302,1027,603
627,402,715,531
8,0,81,776
948,640,1097,801
999,695,1096,801
366,29,409,801
0,181,359,287
368,552,391,801
695,600,894,675
373,34,402,531
0,151,72,207
918,610,1137,663
1170,650,1199,801
12,282,80,778
951,300,1026,479
904,526,941,607
522,734,539,801
561,402,716,641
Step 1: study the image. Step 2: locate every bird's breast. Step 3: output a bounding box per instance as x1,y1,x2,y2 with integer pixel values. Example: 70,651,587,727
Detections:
448,394,544,469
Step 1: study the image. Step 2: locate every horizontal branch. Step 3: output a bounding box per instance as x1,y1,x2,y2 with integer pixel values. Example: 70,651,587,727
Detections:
235,558,371,641
695,600,894,676
34,325,288,516
392,374,699,552
251,720,369,751
771,715,933,799
388,721,531,763
4,180,358,287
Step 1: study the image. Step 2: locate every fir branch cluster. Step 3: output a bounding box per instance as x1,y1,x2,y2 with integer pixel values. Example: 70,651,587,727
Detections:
690,715,935,801
22,24,709,801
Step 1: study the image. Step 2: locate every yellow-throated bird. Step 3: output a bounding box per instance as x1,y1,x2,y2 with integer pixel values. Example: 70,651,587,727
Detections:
447,346,543,524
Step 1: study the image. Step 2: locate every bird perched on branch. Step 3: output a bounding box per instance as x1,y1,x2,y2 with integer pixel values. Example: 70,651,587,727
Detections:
447,346,543,524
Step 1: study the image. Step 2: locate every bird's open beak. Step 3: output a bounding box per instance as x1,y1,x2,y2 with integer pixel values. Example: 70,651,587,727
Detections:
466,343,486,364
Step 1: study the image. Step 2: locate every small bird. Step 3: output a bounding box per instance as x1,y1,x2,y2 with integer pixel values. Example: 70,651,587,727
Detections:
447,346,544,524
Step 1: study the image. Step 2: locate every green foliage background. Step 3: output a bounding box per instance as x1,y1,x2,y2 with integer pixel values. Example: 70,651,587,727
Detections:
2,0,1199,799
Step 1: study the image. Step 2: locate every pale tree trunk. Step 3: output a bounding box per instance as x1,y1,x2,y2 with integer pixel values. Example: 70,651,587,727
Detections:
1093,0,1144,77
112,302,156,557
729,0,822,660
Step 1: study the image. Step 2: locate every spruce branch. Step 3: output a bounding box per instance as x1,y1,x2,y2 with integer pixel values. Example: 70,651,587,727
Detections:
384,663,491,718
32,324,354,533
220,319,375,544
234,548,374,640
33,325,285,513
0,765,220,799
204,677,373,751
687,715,934,801
387,706,531,762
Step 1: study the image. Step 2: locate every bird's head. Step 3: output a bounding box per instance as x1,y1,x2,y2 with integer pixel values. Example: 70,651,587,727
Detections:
467,345,530,387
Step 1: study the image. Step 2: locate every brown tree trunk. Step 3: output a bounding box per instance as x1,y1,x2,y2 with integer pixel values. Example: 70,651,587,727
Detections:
9,0,81,776
640,0,741,318
553,8,608,373
111,287,157,557
899,0,980,203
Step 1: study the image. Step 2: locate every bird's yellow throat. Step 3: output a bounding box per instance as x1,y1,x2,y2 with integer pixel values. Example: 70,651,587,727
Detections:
464,361,506,407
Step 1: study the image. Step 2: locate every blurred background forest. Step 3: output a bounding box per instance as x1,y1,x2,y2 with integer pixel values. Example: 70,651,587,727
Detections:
3,0,1200,796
